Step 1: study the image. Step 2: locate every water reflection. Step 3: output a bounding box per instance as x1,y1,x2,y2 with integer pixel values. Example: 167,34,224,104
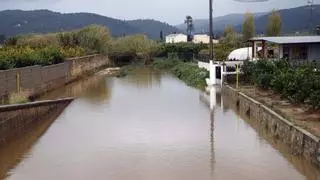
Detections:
39,74,114,104
120,67,162,89
3,69,320,180
0,105,68,179
201,86,320,180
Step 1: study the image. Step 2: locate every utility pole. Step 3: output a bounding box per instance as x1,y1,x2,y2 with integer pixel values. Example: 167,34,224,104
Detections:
209,0,214,61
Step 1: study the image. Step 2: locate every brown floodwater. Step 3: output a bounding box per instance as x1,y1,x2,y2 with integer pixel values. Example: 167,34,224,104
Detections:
2,68,320,180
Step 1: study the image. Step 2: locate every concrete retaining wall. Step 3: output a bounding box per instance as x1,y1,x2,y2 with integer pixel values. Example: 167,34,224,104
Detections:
222,84,320,166
69,54,110,79
0,54,110,103
0,98,73,147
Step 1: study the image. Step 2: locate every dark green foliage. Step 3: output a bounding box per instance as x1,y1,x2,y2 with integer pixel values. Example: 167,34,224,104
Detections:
152,58,179,70
310,90,320,109
0,34,5,44
5,36,19,46
157,43,207,61
152,58,209,89
242,60,320,109
160,30,164,41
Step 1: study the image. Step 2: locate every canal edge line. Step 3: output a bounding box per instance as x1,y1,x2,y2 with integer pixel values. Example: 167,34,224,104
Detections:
0,97,74,147
222,83,320,166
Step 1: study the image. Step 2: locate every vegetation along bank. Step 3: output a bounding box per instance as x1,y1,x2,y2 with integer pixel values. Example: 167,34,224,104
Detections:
152,58,209,90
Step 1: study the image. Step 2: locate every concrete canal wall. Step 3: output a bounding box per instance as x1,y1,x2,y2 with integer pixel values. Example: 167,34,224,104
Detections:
222,84,320,166
0,98,73,147
0,54,111,103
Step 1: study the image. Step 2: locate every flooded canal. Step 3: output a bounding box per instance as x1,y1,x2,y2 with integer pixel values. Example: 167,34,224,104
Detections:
2,68,320,180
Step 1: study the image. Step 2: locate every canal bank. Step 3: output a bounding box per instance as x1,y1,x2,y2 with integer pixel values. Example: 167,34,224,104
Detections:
0,98,74,148
222,84,320,166
0,54,117,154
0,98,74,179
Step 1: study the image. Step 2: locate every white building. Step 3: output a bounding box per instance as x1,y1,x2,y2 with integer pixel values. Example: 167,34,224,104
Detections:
193,34,219,44
165,34,187,43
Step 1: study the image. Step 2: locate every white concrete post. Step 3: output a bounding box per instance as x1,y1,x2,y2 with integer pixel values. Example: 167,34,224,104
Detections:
220,65,224,86
210,86,216,110
279,44,283,59
209,60,216,85
254,41,259,59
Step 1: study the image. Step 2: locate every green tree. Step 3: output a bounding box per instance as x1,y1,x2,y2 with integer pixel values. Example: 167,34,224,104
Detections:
242,12,255,41
223,25,235,37
315,25,320,35
213,26,243,61
184,15,194,42
0,34,5,44
160,30,164,41
267,10,282,36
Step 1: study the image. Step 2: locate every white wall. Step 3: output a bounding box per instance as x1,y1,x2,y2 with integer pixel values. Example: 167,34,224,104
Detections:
193,34,219,44
165,34,187,43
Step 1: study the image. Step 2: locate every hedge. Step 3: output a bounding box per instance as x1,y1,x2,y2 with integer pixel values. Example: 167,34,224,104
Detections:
242,60,320,109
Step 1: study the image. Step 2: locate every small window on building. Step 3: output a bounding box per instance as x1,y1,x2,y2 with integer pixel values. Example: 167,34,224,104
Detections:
283,46,289,59
299,46,308,60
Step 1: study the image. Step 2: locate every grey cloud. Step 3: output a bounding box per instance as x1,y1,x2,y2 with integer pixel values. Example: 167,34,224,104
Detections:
0,0,317,24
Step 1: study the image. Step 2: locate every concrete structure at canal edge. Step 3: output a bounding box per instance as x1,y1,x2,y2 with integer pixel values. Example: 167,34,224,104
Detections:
0,98,74,147
222,84,320,166
0,54,112,103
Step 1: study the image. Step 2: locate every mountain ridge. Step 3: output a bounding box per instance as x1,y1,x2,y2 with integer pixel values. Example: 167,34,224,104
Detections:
176,5,320,35
0,9,180,40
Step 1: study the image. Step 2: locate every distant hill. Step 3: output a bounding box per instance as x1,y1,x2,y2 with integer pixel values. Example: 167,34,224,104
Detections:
127,19,181,40
248,5,320,35
176,13,266,34
176,5,320,35
0,10,179,40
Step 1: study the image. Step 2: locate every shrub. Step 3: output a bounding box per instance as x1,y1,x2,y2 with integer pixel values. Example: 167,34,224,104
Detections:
76,25,110,54
0,46,65,70
242,59,320,109
60,46,85,58
157,43,207,61
310,90,320,109
5,36,19,46
58,31,80,47
152,58,179,70
17,34,59,48
109,35,158,64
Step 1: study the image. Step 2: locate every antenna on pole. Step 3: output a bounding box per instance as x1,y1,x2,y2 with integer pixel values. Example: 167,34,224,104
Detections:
209,0,214,61
307,0,314,34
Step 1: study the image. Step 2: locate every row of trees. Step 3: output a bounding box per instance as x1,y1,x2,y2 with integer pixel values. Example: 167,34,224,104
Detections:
243,10,281,40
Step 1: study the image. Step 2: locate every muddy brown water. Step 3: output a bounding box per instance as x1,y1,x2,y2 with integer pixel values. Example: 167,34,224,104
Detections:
2,68,320,180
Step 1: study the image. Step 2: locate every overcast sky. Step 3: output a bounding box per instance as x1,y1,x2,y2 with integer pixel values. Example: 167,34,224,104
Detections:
0,0,318,24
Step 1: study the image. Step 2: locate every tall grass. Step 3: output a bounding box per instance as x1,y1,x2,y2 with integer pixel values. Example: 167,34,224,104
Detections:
109,35,158,64
152,58,209,89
